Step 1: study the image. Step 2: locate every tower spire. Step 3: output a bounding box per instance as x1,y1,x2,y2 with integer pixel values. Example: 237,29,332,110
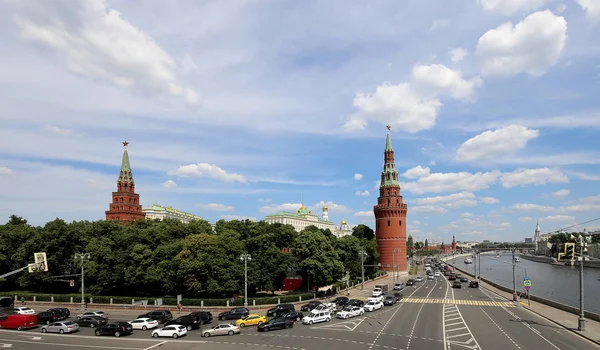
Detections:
106,141,145,223
385,125,393,151
118,141,134,186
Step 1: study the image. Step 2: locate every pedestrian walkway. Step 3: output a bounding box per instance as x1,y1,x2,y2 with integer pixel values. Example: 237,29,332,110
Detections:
401,297,515,307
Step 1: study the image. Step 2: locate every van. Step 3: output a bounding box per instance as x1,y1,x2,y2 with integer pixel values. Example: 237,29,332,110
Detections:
0,314,38,330
374,284,388,292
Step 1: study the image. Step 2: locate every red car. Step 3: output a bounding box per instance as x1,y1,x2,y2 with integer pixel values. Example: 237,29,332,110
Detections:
0,314,38,330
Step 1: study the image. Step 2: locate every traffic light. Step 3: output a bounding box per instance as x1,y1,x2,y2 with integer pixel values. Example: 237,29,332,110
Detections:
34,252,48,272
564,243,575,260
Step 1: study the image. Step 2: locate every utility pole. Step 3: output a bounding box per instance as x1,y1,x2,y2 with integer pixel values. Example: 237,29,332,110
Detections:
359,250,367,290
576,234,586,331
395,248,400,279
240,254,251,308
74,253,90,310
392,250,395,279
473,250,477,279
511,247,517,301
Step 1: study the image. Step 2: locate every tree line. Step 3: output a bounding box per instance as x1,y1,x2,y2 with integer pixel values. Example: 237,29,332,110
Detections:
0,215,379,298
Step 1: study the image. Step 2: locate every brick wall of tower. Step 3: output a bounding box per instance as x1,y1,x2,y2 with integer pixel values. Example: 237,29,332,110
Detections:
105,191,145,223
374,191,408,271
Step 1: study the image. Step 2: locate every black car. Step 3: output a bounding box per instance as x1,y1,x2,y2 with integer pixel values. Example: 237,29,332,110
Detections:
137,310,173,324
300,300,321,312
469,280,479,288
280,311,304,322
393,292,404,301
165,315,201,331
331,296,349,306
267,304,295,317
94,322,133,337
218,307,249,320
76,316,107,328
383,296,397,306
406,279,415,286
257,318,294,332
460,277,469,282
189,311,213,324
346,299,364,307
36,311,59,325
452,281,462,289
448,274,457,281
48,308,70,320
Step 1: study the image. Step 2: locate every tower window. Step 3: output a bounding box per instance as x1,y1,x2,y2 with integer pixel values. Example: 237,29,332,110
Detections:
387,198,390,206
387,220,390,227
399,220,402,226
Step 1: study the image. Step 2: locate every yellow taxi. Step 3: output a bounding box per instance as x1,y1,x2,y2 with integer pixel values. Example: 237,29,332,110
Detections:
236,314,267,327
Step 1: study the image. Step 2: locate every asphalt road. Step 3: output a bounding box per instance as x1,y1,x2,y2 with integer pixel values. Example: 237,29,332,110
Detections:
1,274,598,350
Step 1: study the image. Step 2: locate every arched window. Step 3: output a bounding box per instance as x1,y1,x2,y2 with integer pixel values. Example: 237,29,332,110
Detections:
399,220,402,226
387,220,390,226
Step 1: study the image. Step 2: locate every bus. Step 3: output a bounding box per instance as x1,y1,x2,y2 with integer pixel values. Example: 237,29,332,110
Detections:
0,297,14,316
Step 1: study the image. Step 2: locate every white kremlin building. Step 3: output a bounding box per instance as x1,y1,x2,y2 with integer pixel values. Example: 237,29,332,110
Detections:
143,204,202,224
265,204,354,237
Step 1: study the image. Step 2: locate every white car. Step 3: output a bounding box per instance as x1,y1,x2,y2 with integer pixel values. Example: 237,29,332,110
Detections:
128,318,158,330
14,307,35,315
393,283,404,290
434,271,441,277
152,324,187,338
336,306,364,319
302,311,331,325
364,301,383,312
77,311,109,320
368,296,384,303
427,274,434,280
415,276,423,282
312,303,335,314
371,288,383,297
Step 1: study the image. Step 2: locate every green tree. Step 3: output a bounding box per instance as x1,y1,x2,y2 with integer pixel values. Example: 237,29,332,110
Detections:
352,224,375,240
293,227,344,291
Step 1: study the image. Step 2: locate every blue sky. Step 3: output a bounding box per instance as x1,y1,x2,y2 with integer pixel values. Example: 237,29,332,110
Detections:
1,0,600,243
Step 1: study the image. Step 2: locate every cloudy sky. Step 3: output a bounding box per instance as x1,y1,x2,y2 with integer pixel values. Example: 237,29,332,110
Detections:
1,0,599,243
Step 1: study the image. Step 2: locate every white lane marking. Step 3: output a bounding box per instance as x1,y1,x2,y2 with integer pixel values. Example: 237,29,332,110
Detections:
406,275,439,350
144,341,167,350
0,338,141,349
0,344,12,348
442,277,482,350
479,307,521,349
443,273,449,350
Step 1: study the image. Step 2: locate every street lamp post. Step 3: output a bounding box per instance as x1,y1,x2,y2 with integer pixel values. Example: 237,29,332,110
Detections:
359,250,367,290
511,247,518,301
394,248,400,279
478,252,481,281
392,250,395,279
240,254,251,308
74,253,90,310
575,234,586,331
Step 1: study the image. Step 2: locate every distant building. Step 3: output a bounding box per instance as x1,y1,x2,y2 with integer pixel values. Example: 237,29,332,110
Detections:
105,141,145,223
333,219,353,238
143,204,202,223
524,238,533,244
265,204,335,232
534,221,552,255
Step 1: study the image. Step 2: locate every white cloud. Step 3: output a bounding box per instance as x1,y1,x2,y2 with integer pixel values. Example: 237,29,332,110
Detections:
220,215,256,222
475,10,568,77
555,3,567,14
412,206,448,214
439,216,510,233
480,197,499,204
449,48,468,63
577,0,600,20
354,173,364,181
561,196,600,212
260,201,351,215
172,163,247,183
8,0,200,105
355,190,370,196
257,198,272,203
551,189,570,198
412,220,421,225
456,125,539,162
402,170,501,194
41,125,73,136
430,19,450,32
401,166,431,179
344,64,480,132
501,168,569,188
461,213,474,218
519,217,533,222
196,203,235,212
478,0,551,15
311,201,353,213
569,172,600,181
259,203,302,214
511,203,556,212
354,211,374,219
541,215,575,221
414,192,476,206
0,167,12,175
161,180,177,189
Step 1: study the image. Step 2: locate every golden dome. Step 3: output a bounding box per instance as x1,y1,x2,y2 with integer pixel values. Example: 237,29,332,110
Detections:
341,219,347,225
323,205,328,211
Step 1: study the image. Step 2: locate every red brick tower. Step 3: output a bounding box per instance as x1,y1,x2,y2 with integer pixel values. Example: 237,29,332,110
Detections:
452,235,457,252
374,126,408,272
105,141,145,223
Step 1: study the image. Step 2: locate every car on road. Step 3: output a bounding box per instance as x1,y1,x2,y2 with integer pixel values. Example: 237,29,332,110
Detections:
368,296,384,303
469,280,479,288
393,282,404,290
165,315,202,331
75,316,108,328
364,300,383,312
266,303,295,317
77,311,109,320
14,307,35,315
218,307,249,320
452,281,462,289
40,321,79,334
300,300,322,312
346,299,365,307
448,274,457,281
188,311,213,325
427,274,434,280
47,308,70,320
94,322,133,337
235,314,266,328
415,276,423,282
152,324,187,338
406,279,415,286
311,303,336,314
336,306,364,319
302,311,331,324
383,295,397,306
393,292,404,301
202,323,241,337
280,311,304,322
0,314,37,330
129,317,159,330
137,310,172,324
460,277,469,282
36,311,59,325
434,271,441,277
258,318,294,331
371,287,383,297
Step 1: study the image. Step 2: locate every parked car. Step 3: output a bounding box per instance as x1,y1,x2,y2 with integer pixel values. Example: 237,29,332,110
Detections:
452,281,462,289
47,308,70,320
94,322,133,337
189,311,213,324
266,304,295,317
383,295,397,306
469,280,479,288
77,311,109,320
300,300,321,312
364,301,383,312
165,315,201,331
218,307,249,320
393,282,404,291
258,318,294,331
280,311,304,322
14,307,35,315
202,323,241,337
137,310,172,324
152,324,187,338
371,288,383,297
302,311,330,325
331,296,349,307
336,306,364,319
36,311,59,325
0,314,37,330
76,316,107,328
235,314,266,327
40,321,79,334
129,317,159,330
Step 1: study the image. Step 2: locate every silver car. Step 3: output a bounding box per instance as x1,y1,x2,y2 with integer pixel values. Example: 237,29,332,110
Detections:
41,321,80,334
202,323,240,337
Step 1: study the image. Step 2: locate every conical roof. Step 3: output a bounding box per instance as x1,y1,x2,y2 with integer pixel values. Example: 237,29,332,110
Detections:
117,141,134,184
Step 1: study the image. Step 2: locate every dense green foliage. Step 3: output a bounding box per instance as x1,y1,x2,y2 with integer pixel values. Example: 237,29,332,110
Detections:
0,215,378,298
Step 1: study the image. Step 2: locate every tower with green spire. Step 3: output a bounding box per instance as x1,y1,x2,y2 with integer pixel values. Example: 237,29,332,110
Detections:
105,141,146,223
374,125,408,273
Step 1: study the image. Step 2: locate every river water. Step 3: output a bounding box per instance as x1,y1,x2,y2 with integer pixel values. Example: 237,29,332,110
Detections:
448,252,600,314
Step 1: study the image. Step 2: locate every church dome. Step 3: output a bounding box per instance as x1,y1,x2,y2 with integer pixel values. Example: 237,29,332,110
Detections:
341,219,347,225
297,204,311,214
323,205,328,211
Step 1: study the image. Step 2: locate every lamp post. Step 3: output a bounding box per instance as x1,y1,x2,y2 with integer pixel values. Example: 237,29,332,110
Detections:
392,250,395,279
394,248,400,278
240,254,251,308
74,253,90,310
359,250,367,290
571,233,587,331
511,247,518,301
